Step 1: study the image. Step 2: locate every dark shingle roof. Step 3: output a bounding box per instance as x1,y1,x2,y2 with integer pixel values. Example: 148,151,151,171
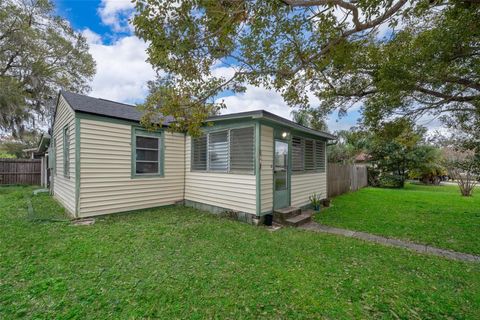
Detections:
60,91,174,125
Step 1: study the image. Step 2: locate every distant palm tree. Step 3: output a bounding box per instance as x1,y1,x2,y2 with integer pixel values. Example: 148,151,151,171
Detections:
291,109,328,132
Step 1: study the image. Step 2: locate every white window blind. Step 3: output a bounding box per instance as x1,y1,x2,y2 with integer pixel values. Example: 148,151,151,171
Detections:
208,130,229,172
191,127,255,174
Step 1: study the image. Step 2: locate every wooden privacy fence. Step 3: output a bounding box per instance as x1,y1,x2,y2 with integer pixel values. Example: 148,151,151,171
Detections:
328,163,368,198
0,159,41,185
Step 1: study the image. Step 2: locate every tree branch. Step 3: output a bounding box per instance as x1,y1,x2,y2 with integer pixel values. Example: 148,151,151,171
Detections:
444,77,480,91
414,85,480,102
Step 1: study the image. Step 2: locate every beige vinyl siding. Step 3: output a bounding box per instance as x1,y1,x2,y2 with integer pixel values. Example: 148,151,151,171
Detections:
52,96,76,215
260,125,273,213
185,136,256,214
78,119,185,217
291,172,327,207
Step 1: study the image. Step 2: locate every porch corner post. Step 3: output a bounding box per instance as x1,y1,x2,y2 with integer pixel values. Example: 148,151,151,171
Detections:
255,121,262,216
75,116,81,218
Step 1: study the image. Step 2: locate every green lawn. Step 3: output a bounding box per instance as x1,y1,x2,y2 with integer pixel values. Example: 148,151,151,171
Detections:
1,186,479,319
316,183,480,255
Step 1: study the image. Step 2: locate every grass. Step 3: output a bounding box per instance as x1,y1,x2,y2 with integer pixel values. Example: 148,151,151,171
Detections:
0,186,479,319
316,183,480,255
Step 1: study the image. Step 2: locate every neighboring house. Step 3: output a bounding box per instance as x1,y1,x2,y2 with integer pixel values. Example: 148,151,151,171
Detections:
24,133,51,187
354,152,372,166
49,91,335,223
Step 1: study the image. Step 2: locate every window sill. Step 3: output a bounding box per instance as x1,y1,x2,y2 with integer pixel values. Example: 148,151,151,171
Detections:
131,173,165,179
190,169,255,175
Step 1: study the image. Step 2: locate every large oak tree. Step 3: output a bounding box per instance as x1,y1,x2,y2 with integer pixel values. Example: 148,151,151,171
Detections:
133,0,479,134
0,0,95,137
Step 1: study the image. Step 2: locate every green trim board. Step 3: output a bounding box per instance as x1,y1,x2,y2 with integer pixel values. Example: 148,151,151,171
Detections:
76,111,144,126
255,121,261,216
75,117,80,218
202,118,258,131
272,126,292,210
131,127,165,179
63,125,70,178
208,110,336,140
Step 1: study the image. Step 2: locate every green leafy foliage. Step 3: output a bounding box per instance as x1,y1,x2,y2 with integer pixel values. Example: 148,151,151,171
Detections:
327,128,370,163
0,129,40,158
309,192,322,210
133,0,479,134
368,118,440,187
0,152,15,158
0,0,96,136
408,146,446,184
291,108,328,131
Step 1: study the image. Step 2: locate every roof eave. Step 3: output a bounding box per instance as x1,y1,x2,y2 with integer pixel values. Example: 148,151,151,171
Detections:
207,110,336,140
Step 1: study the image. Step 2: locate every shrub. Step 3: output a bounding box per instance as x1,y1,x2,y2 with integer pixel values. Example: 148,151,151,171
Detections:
378,174,404,188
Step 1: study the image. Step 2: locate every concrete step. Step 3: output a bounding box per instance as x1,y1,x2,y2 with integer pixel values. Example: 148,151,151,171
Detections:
273,206,301,223
284,213,312,227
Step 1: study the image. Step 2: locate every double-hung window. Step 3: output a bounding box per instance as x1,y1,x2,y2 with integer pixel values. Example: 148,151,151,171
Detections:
133,128,163,177
191,126,254,174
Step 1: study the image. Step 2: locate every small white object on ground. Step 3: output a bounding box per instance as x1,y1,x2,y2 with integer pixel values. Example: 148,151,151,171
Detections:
72,218,95,226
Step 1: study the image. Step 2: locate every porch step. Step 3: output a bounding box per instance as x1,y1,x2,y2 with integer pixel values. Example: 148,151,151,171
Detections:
285,212,312,227
273,206,301,223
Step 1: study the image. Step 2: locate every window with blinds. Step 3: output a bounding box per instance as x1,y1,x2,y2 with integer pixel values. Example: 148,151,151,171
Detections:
304,139,315,171
292,136,304,172
191,126,255,174
192,135,207,170
230,127,254,173
292,136,326,173
208,130,229,172
315,140,326,172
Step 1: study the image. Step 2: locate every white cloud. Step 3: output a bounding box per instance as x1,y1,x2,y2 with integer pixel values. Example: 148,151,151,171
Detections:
217,85,292,119
216,84,361,132
84,30,155,104
81,28,102,44
98,0,135,32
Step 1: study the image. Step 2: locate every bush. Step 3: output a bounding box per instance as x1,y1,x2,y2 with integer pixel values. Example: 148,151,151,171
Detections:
378,174,404,188
367,167,380,187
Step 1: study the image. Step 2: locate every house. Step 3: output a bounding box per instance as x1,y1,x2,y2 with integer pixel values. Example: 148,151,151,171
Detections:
23,133,51,187
49,91,335,224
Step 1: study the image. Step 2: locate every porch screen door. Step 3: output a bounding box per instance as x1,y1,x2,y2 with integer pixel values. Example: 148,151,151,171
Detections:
274,140,289,209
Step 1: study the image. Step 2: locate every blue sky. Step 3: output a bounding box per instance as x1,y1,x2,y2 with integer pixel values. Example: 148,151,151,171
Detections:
52,0,362,132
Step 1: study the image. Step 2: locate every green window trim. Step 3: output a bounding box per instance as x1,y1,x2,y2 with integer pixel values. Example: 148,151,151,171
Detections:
51,137,56,176
63,126,70,178
131,127,164,178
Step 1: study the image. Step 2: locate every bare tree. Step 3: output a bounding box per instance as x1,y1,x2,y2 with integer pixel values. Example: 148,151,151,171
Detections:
443,148,479,196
